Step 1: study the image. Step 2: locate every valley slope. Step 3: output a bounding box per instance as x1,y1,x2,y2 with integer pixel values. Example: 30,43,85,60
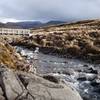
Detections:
14,19,100,63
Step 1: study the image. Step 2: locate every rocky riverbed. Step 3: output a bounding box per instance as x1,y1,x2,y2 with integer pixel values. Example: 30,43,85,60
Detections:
0,39,83,100
15,46,100,100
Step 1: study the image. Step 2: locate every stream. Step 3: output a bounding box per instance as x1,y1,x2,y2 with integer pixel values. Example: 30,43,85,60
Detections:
15,46,100,100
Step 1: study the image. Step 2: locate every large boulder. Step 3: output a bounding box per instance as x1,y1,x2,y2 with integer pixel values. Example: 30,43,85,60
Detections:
0,67,83,100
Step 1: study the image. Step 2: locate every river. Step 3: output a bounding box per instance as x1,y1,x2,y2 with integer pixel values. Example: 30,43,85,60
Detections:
15,46,100,100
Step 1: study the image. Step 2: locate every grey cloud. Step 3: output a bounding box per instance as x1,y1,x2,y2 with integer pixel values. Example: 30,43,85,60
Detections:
0,0,100,22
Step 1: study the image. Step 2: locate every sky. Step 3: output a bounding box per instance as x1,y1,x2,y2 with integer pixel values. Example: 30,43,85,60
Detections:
0,0,100,23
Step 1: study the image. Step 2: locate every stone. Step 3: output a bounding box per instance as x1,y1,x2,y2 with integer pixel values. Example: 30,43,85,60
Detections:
77,77,87,81
0,87,5,100
0,67,83,100
86,67,98,74
26,74,83,100
43,74,60,83
83,64,89,67
16,71,83,100
62,68,75,75
91,79,100,87
0,69,23,100
77,73,97,81
86,73,97,81
77,73,87,81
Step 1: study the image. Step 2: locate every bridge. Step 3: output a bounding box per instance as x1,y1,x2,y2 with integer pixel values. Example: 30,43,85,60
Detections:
0,28,31,36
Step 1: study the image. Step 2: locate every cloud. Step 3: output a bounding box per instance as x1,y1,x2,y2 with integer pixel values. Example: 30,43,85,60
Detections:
0,0,100,22
0,17,20,23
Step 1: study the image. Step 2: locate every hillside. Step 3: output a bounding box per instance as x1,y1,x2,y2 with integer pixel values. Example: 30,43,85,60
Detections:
14,19,100,63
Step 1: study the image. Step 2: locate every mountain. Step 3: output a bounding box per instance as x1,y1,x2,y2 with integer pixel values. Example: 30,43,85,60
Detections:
0,20,66,29
0,22,5,27
6,20,66,29
6,21,43,29
0,22,21,29
45,21,65,26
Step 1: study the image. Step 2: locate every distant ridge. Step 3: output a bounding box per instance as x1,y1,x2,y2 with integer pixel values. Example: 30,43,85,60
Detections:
5,20,66,29
1,19,99,29
6,21,43,29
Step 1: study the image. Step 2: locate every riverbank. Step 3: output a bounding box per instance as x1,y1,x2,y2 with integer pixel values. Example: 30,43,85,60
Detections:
11,36,100,64
11,20,100,64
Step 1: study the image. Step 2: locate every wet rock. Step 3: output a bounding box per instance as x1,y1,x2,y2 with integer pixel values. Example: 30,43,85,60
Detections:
82,94,97,100
91,79,100,87
62,68,75,75
77,72,97,82
86,74,97,81
84,67,98,74
77,77,87,81
83,64,89,68
43,74,60,83
77,73,87,81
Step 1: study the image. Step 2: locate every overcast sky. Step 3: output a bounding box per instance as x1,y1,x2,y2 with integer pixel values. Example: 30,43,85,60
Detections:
0,0,100,23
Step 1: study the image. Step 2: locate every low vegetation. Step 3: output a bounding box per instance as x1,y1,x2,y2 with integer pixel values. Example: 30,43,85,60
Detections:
12,19,100,63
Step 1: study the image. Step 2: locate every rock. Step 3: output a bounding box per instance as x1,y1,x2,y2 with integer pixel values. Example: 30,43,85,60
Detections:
83,64,89,67
86,73,97,81
91,79,100,87
77,73,87,81
26,74,83,100
0,66,82,100
62,68,75,75
77,72,97,82
0,87,5,100
85,67,98,74
43,74,60,83
77,77,87,81
0,87,3,96
0,68,23,100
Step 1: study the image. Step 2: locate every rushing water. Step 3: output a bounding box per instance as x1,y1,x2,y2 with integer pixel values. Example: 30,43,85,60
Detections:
15,46,100,100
